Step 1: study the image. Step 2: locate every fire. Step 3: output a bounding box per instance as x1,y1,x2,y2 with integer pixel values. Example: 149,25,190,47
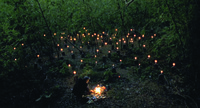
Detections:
94,85,106,95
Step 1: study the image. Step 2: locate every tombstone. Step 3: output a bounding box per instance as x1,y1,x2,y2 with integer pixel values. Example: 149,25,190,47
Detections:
158,74,166,85
117,51,120,56
108,53,111,58
71,53,75,59
62,52,65,56
111,45,114,50
103,55,107,63
154,64,159,69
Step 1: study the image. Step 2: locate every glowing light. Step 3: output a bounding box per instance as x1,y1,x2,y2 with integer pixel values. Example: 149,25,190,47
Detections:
155,60,157,64
116,42,119,45
74,38,76,41
115,29,118,31
105,42,107,45
154,34,156,36
120,59,122,62
80,59,83,63
161,70,163,74
83,27,85,30
108,50,111,53
88,33,90,35
37,54,40,58
71,51,73,53
61,36,63,39
130,29,133,31
68,64,71,67
148,55,150,59
135,57,137,60
15,58,17,61
44,34,46,37
21,43,24,46
57,44,59,47
54,33,56,35
60,48,63,51
94,33,96,35
138,37,141,40
67,45,69,48
142,34,144,38
173,63,175,67
73,71,76,75
134,34,136,37
151,36,154,39
143,45,146,47
14,47,16,50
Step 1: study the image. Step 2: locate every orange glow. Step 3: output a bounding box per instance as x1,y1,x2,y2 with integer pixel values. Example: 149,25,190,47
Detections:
134,34,136,37
120,59,122,62
148,55,150,59
68,64,71,67
124,41,126,44
116,47,119,50
61,36,63,39
14,47,16,50
118,76,120,78
161,70,163,74
73,71,76,75
138,37,141,40
102,31,105,34
77,34,79,36
108,50,111,53
139,63,141,66
115,29,118,31
85,30,87,32
116,42,119,45
97,37,99,40
82,34,85,36
37,54,40,58
57,44,59,47
94,85,106,95
101,36,103,38
96,49,99,52
130,29,133,31
15,58,17,61
80,46,82,49
44,34,46,37
143,45,146,47
94,33,96,35
151,36,154,39
134,57,138,60
110,37,112,40
119,39,121,42
122,38,124,41
70,38,72,41
128,33,130,35
88,33,90,35
54,33,56,35
22,43,24,46
71,51,73,53
60,48,63,51
95,55,97,58
126,35,129,38
142,34,144,38
83,27,85,30
173,63,175,66
95,61,97,64
74,38,76,41
155,60,157,64
80,59,83,62
154,34,156,36
67,45,69,48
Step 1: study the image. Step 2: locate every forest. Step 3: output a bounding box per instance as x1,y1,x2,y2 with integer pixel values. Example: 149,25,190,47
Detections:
0,0,200,107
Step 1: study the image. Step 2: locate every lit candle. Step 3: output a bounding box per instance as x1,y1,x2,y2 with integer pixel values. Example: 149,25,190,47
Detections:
102,31,105,34
126,35,129,38
67,45,69,48
61,36,63,39
94,55,97,58
148,55,150,59
88,33,90,35
116,42,119,45
60,48,63,51
85,30,87,32
74,38,76,41
54,33,56,35
83,27,85,30
96,49,99,53
138,37,141,40
21,43,24,46
82,34,85,37
115,29,118,32
120,59,122,62
73,71,76,75
119,39,121,42
142,34,144,38
44,34,46,37
151,36,154,39
123,41,126,44
94,33,96,35
80,59,83,63
68,64,71,67
155,60,157,64
134,34,136,37
143,45,146,48
37,54,40,58
122,38,124,41
172,63,175,67
116,47,119,50
14,47,16,50
101,36,103,39
160,70,163,74
15,58,17,61
154,34,156,37
135,57,137,60
130,29,133,31
108,50,111,53
57,44,59,47
97,37,99,40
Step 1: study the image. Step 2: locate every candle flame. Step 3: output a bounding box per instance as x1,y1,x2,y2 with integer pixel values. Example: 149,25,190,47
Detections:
134,34,136,37
173,63,175,66
57,44,59,47
60,48,63,51
81,59,83,62
68,64,71,67
54,33,56,35
155,60,157,64
14,47,16,50
135,57,137,60
148,55,150,58
142,34,144,38
161,70,163,74
37,54,40,58
44,34,46,36
73,71,76,75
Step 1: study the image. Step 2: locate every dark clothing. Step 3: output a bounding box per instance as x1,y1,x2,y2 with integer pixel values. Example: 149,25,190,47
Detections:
72,78,90,103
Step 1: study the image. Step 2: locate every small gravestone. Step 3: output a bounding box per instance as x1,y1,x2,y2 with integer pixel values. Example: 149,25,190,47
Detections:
62,52,65,56
72,53,75,59
111,45,114,50
117,51,120,56
103,55,107,63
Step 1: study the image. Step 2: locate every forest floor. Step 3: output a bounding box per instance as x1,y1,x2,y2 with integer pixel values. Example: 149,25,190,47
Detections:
53,39,188,108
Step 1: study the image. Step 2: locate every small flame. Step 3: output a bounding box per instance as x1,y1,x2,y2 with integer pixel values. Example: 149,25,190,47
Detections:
120,59,122,62
161,70,163,74
44,34,46,37
134,34,136,37
143,45,146,47
105,42,107,45
61,36,63,39
151,36,154,39
108,50,110,53
22,43,24,46
148,55,150,59
130,29,133,31
37,54,40,58
142,34,144,38
88,33,90,35
138,37,141,40
60,48,63,51
14,47,16,50
54,33,56,35
115,29,118,31
80,59,83,63
173,63,175,66
135,57,137,60
155,60,157,64
73,71,76,75
57,44,59,47
154,34,156,36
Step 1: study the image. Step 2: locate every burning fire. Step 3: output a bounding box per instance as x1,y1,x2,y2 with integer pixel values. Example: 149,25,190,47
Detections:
93,85,106,96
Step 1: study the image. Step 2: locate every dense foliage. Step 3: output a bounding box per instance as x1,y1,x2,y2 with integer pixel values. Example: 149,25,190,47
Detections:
0,0,199,107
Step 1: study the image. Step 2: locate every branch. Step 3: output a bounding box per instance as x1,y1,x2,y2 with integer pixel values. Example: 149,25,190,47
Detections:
125,0,135,7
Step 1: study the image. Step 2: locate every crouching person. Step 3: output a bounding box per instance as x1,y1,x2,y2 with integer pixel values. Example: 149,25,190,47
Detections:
72,76,91,104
